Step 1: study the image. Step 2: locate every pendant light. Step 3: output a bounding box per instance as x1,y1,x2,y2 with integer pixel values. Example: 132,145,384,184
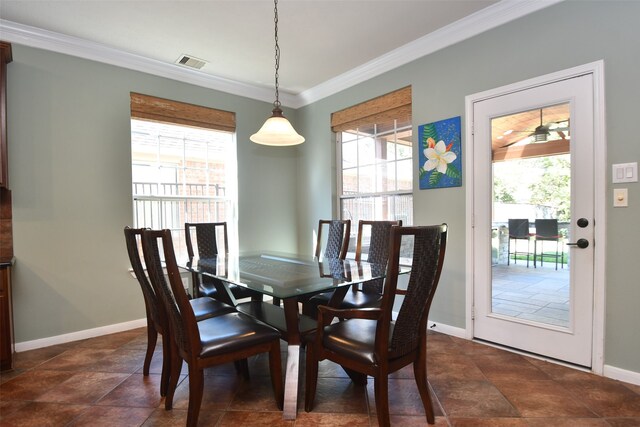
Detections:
250,0,304,146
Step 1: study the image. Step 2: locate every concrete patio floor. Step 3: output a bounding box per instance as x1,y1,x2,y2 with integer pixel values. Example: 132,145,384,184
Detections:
491,263,570,328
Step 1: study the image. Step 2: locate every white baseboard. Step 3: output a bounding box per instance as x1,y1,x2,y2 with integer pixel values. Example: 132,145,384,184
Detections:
604,364,640,386
14,318,147,352
427,319,467,339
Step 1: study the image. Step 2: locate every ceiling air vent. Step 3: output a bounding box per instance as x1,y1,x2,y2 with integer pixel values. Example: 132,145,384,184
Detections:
175,54,207,70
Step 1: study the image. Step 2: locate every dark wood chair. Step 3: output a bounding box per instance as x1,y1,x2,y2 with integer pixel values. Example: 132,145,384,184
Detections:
304,224,448,426
303,220,401,318
142,229,284,427
185,222,260,302
124,227,236,396
315,219,351,260
291,219,350,309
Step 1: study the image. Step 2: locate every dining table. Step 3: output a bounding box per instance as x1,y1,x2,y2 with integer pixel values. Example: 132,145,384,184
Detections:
180,251,408,420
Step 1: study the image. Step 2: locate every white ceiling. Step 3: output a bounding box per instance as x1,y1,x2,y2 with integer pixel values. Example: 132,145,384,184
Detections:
0,0,561,106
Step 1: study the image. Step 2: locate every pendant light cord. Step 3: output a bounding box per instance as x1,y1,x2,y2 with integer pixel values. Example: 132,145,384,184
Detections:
273,0,281,110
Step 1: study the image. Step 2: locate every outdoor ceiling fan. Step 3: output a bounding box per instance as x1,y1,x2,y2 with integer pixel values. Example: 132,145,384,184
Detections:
507,109,570,145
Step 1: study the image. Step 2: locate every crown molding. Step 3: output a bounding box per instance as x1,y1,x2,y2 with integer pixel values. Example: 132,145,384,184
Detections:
0,19,297,107
297,0,564,107
0,0,563,109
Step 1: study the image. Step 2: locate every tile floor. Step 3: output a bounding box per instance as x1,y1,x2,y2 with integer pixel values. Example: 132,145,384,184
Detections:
1,328,640,426
492,264,570,328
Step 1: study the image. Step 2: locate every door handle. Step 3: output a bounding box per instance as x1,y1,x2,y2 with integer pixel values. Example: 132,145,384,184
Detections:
567,238,589,249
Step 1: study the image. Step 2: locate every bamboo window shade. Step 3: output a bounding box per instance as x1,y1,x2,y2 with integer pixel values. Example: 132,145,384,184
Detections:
331,86,411,132
130,92,236,132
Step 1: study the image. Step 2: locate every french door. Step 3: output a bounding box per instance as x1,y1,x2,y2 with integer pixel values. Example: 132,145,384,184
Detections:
470,69,602,367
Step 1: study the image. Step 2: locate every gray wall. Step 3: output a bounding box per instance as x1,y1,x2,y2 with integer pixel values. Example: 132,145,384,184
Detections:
7,45,300,342
6,0,639,376
296,0,640,374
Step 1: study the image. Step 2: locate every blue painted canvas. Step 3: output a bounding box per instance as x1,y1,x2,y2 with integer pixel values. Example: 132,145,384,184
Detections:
418,116,462,189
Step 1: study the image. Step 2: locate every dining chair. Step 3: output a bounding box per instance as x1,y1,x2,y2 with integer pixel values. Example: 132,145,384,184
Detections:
142,229,284,427
507,218,532,267
303,220,401,318
315,219,351,260
304,224,448,427
290,219,351,309
124,227,236,396
534,218,564,270
185,222,260,302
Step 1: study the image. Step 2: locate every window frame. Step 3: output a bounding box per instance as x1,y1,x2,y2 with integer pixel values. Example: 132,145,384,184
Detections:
130,93,238,260
332,87,413,261
336,122,414,223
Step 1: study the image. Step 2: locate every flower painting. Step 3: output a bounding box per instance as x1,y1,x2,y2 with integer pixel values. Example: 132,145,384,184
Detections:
419,116,462,189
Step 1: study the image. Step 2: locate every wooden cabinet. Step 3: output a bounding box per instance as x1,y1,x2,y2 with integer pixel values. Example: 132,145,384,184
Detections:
0,42,11,188
0,41,13,262
0,264,13,370
0,42,13,371
0,42,12,262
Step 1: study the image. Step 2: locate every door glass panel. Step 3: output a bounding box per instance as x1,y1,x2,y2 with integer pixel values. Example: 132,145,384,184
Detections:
490,103,571,329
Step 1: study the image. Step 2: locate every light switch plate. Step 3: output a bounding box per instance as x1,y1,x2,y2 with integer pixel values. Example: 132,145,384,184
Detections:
612,162,638,183
613,188,628,207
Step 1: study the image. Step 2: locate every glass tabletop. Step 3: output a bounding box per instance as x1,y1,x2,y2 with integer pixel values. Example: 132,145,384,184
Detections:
180,251,408,299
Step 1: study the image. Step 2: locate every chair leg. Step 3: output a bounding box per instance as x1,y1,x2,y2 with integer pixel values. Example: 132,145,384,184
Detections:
143,323,158,376
343,367,368,385
301,300,317,318
160,332,171,397
413,361,435,424
234,358,250,381
186,367,204,427
165,342,182,410
374,375,391,427
191,272,200,299
268,340,284,410
304,344,319,412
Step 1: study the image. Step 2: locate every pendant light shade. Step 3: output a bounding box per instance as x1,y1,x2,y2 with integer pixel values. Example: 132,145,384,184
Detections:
250,107,305,146
251,0,304,147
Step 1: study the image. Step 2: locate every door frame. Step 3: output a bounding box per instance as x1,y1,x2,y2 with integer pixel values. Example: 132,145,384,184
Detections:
464,61,607,374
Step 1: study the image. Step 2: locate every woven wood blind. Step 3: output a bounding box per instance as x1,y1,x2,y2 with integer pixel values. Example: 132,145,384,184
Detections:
130,92,236,132
331,86,411,132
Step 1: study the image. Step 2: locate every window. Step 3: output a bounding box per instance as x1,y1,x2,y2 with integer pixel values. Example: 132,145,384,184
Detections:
333,87,413,257
130,93,237,260
338,123,413,223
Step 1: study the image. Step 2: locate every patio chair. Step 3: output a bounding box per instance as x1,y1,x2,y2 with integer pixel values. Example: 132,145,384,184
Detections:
534,219,564,270
507,218,532,267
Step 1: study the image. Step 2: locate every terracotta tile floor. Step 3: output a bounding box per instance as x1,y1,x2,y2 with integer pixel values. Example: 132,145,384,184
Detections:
1,328,639,426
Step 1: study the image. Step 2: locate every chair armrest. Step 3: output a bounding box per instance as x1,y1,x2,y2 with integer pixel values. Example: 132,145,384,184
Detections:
317,305,381,327
314,305,383,345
